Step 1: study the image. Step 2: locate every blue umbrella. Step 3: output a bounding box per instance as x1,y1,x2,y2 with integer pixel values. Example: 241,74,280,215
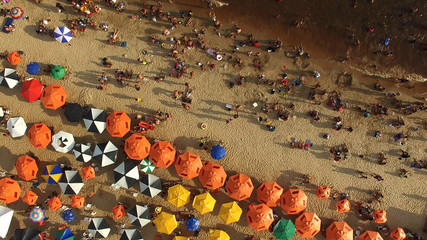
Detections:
186,217,200,232
62,209,75,223
56,227,74,240
210,145,225,160
26,62,40,75
29,207,45,223
54,26,73,43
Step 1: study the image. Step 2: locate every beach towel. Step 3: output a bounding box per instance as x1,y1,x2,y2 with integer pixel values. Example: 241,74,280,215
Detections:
2,18,14,34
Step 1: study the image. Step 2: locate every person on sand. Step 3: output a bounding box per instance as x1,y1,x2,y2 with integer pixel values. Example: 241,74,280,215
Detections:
378,152,387,165
371,173,384,181
108,29,120,44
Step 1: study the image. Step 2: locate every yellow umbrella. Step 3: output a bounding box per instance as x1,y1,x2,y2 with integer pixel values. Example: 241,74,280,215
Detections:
209,229,230,240
173,237,190,240
193,192,216,214
167,184,191,207
218,201,242,224
153,212,178,234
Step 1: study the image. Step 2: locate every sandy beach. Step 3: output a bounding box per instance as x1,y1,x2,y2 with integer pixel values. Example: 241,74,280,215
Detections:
0,0,426,239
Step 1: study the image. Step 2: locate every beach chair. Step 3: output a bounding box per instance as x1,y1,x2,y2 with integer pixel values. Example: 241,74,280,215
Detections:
2,18,14,34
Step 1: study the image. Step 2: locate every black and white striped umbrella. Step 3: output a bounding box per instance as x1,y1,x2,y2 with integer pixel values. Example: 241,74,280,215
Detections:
73,143,92,162
0,68,19,89
58,170,84,195
83,108,107,133
139,174,162,198
88,218,110,239
93,141,118,167
114,161,139,189
127,205,150,227
120,229,143,240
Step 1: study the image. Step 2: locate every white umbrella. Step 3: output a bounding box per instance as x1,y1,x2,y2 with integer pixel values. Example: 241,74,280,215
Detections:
73,143,92,162
93,141,118,167
83,108,107,133
54,26,73,43
88,218,110,239
0,68,19,89
7,117,27,138
51,131,75,153
0,206,13,238
58,170,84,195
127,205,150,227
114,161,139,189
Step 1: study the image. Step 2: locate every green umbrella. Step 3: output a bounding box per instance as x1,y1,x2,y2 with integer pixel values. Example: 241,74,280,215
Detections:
273,219,296,240
50,65,66,79
140,158,155,173
56,227,74,240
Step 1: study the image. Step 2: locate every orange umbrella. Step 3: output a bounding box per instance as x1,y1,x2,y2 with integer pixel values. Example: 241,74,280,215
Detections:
295,212,321,238
373,210,387,224
28,123,51,149
360,231,383,240
71,195,85,209
22,191,38,205
106,111,131,137
246,204,274,231
81,166,95,180
336,199,351,213
225,173,254,201
47,196,62,211
0,177,21,203
15,155,38,181
40,84,67,110
326,222,353,240
198,161,227,190
390,228,406,240
149,141,176,168
175,152,202,179
112,204,126,219
7,51,21,65
257,181,283,207
280,189,307,214
316,186,331,199
124,133,151,160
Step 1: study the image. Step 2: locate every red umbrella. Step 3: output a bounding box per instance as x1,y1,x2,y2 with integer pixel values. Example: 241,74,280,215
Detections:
20,79,44,102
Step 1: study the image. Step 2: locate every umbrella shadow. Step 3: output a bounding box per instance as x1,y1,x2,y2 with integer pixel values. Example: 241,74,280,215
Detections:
90,189,118,212
23,25,56,42
0,146,18,171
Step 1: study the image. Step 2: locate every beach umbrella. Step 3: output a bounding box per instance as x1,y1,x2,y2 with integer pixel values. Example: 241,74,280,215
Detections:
139,158,155,173
173,237,189,240
114,161,140,189
295,212,321,238
225,173,254,201
120,229,143,240
167,184,191,207
71,195,84,209
210,145,225,160
106,111,130,137
257,181,283,207
273,219,296,240
88,218,111,239
73,143,92,162
149,141,176,168
47,196,62,211
124,133,151,160
62,209,75,223
360,231,383,240
127,204,150,227
153,212,178,235
112,204,126,220
22,191,38,205
7,51,21,65
81,166,95,180
54,27,73,43
28,206,45,223
0,206,13,238
58,170,84,195
10,7,24,19
247,204,274,231
56,227,74,240
326,222,353,240
50,65,66,79
186,217,200,231
316,186,331,199
28,123,51,148
0,68,19,89
139,174,162,197
175,152,202,179
198,161,227,190
193,192,216,214
373,210,387,224
41,164,62,184
64,103,83,122
93,141,118,167
336,199,351,213
83,108,107,133
390,228,406,240
26,62,40,75
21,79,43,102
218,201,242,224
40,84,67,109
209,229,230,240
0,177,21,203
12,228,42,240
7,117,27,138
280,189,307,214
51,131,75,153
15,155,38,181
